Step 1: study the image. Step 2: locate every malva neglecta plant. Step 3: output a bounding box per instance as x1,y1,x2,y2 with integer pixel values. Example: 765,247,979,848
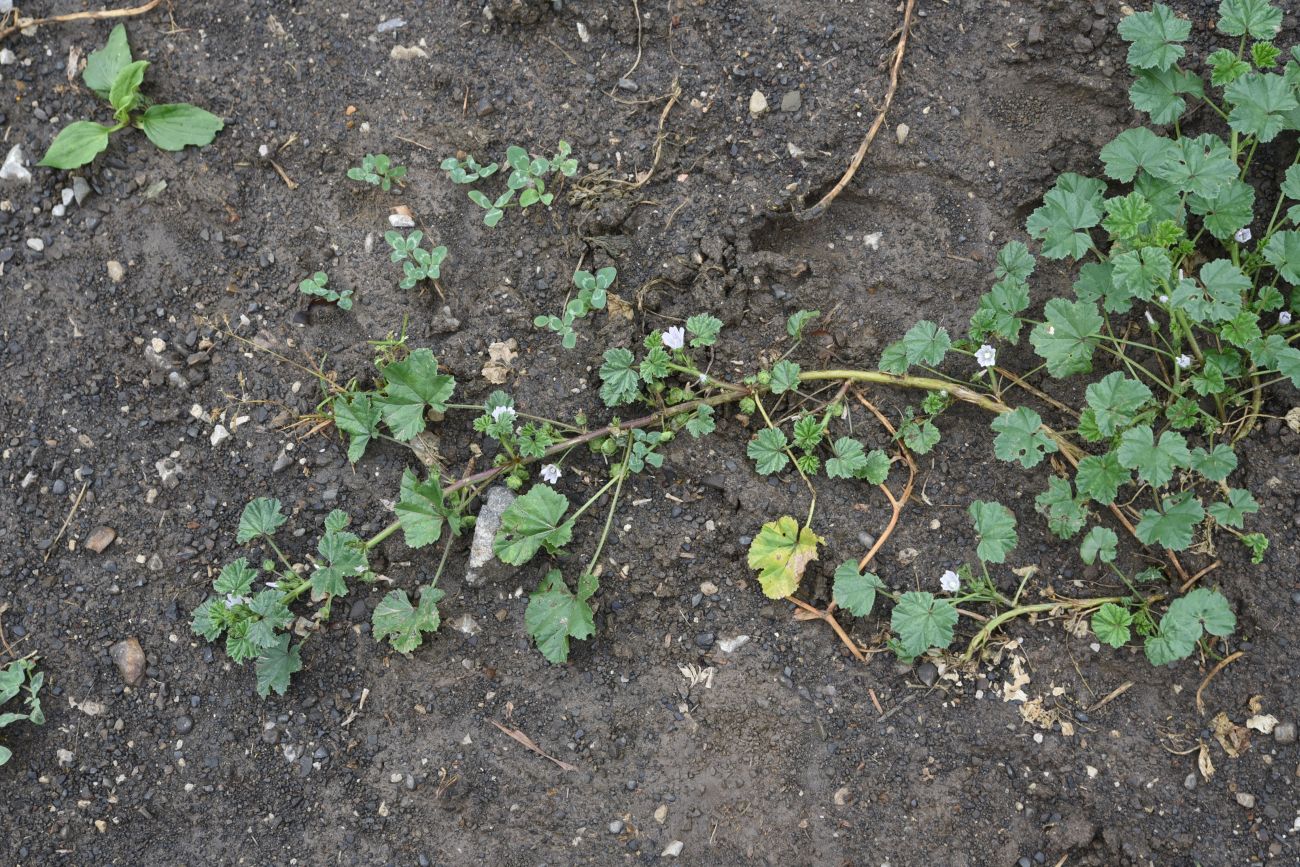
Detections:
0,658,44,765
196,1,1300,693
40,25,223,170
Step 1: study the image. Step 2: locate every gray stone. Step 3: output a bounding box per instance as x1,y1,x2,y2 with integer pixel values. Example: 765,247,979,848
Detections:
1236,792,1256,809
1274,721,1296,745
780,91,801,112
464,487,515,586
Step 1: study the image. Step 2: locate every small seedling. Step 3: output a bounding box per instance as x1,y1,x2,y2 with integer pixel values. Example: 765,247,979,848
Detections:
384,230,448,289
440,153,499,184
535,266,616,348
468,140,579,226
348,153,407,191
298,271,353,310
39,24,224,170
0,658,44,765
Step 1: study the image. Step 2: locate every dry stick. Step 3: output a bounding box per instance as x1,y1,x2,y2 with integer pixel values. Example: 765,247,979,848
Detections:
788,596,865,662
1,0,161,41
795,0,916,221
43,480,90,563
1179,559,1220,593
606,0,643,99
1195,649,1244,717
627,78,682,192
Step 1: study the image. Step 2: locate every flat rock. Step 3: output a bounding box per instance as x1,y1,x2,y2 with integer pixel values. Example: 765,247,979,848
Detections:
464,486,515,586
85,526,117,553
780,90,801,112
110,637,145,685
749,90,769,117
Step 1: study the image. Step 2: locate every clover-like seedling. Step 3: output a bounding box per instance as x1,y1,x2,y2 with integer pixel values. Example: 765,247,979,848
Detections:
440,153,499,184
348,153,407,191
467,140,579,226
535,266,616,349
39,24,224,170
298,271,353,310
383,230,448,289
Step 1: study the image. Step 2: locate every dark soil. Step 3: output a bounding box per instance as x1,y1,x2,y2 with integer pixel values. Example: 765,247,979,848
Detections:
3,1,1299,864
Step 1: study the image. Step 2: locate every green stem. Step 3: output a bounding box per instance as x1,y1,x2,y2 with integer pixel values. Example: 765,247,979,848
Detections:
585,441,634,575
963,596,1124,660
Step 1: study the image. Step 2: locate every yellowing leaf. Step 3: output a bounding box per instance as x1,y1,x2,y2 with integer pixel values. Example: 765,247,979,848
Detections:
746,516,821,599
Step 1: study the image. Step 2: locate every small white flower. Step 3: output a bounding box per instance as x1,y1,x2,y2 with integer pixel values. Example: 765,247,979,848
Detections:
1145,311,1156,326
1158,294,1169,304
974,344,997,368
1046,325,1055,336
223,593,249,609
540,464,561,485
1177,269,1184,281
491,404,516,423
698,373,708,384
662,326,686,351
940,570,961,594
1176,354,1192,370
1235,227,1252,244
1281,311,1294,326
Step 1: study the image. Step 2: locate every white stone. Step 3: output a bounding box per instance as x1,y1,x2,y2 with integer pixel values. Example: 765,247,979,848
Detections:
0,145,30,182
107,260,126,282
25,237,43,251
61,188,74,206
210,424,231,447
0,49,16,66
72,176,91,205
748,90,768,117
52,204,65,217
389,45,427,60
896,123,910,146
388,213,415,228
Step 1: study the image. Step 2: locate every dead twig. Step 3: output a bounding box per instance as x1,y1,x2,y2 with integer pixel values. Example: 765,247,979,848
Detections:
489,719,578,772
1195,650,1243,717
787,594,866,661
1179,559,1220,594
796,0,915,220
1086,680,1133,713
606,0,643,98
268,159,299,190
44,480,90,563
1,0,162,42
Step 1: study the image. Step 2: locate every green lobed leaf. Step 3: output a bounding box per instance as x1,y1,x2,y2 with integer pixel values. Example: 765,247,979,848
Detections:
898,321,952,368
493,485,573,566
1263,230,1300,284
1116,425,1190,488
1224,72,1298,142
969,500,1018,564
769,359,802,395
1129,66,1204,125
1189,444,1237,482
1151,134,1235,199
786,309,820,340
832,560,884,617
1034,475,1089,539
137,104,225,151
377,349,456,441
237,497,287,543
1134,493,1204,551
372,586,444,654
685,405,716,438
1085,372,1154,437
1189,179,1255,241
394,469,449,549
1026,174,1104,259
311,515,366,600
214,557,257,596
1075,450,1128,504
1030,298,1102,378
1117,3,1190,71
900,418,940,454
970,276,1030,343
994,241,1036,282
1079,526,1119,565
525,570,596,664
1207,488,1258,528
686,313,723,347
748,427,791,475
1208,47,1251,85
1099,127,1178,182
1092,603,1134,648
747,516,821,599
891,591,958,657
333,393,380,463
1217,0,1282,39
598,347,640,407
254,634,302,697
991,406,1058,469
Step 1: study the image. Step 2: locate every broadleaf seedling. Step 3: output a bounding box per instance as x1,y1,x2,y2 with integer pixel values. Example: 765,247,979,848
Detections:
40,24,224,170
